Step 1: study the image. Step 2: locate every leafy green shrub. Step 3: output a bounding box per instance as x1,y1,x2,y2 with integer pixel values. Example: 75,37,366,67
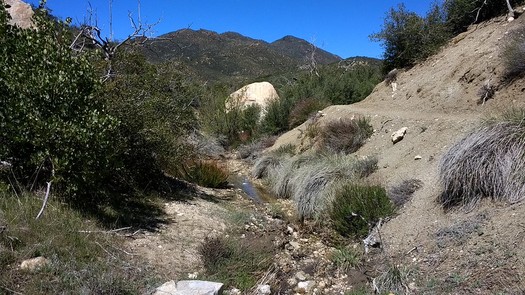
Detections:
438,109,525,209
371,3,451,72
330,183,394,238
199,235,274,291
502,23,525,79
199,85,263,146
320,117,373,154
0,5,118,199
288,97,330,128
260,94,296,135
444,0,521,35
182,160,229,188
98,50,197,182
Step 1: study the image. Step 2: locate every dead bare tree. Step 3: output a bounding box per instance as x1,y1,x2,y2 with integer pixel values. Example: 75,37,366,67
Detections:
70,0,159,81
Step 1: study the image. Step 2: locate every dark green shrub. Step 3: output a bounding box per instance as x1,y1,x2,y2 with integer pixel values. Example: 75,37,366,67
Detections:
182,160,229,188
288,97,330,128
260,94,296,135
320,117,373,154
444,0,521,35
330,183,394,238
0,5,117,198
371,3,451,73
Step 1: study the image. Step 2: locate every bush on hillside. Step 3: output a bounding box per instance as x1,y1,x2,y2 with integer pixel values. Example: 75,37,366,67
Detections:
444,0,522,35
0,5,117,198
371,3,451,73
502,23,525,79
199,85,263,146
288,97,331,129
330,183,394,238
319,117,373,154
438,109,525,209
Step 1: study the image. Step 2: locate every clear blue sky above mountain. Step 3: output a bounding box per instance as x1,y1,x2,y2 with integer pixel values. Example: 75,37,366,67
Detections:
26,0,437,59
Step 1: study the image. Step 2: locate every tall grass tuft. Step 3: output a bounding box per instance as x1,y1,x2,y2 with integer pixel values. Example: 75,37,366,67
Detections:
320,117,373,154
438,110,525,209
182,160,229,188
260,153,378,220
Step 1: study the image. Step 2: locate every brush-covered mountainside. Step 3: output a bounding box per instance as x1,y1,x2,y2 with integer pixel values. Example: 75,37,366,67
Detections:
140,28,346,83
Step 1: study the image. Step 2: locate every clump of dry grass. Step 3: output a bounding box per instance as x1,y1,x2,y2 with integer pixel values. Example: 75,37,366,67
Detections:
260,152,378,220
319,117,373,154
438,110,525,209
388,179,423,208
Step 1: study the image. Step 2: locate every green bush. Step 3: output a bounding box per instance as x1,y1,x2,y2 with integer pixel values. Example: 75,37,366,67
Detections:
182,160,229,188
199,85,263,146
330,183,394,238
371,3,451,73
288,97,330,129
320,117,373,154
331,247,361,272
0,5,117,198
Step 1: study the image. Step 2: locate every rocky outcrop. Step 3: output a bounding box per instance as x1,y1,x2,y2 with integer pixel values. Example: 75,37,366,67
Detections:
5,0,34,29
227,82,279,113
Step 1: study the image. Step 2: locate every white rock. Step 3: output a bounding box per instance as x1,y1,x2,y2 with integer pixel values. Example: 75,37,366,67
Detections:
227,82,279,115
391,127,408,144
296,281,315,294
153,280,224,295
256,284,271,295
289,241,300,250
287,226,294,234
20,256,50,272
295,271,307,281
414,155,422,160
225,288,241,295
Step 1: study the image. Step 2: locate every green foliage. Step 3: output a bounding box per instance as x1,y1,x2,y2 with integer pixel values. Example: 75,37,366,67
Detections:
444,0,522,35
0,5,117,198
262,62,381,135
199,235,274,291
181,160,229,188
288,97,330,129
320,117,373,154
199,85,262,146
371,3,451,72
331,247,361,272
0,192,159,294
330,183,394,238
97,50,197,181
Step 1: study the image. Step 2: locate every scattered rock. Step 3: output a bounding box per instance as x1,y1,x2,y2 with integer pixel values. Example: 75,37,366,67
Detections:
289,241,300,250
20,256,50,272
295,270,308,281
414,155,422,160
153,280,224,295
295,280,315,294
225,288,241,295
256,284,271,295
391,127,408,144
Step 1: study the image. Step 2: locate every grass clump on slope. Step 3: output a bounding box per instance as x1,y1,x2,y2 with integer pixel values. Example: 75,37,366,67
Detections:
253,152,378,220
438,109,525,209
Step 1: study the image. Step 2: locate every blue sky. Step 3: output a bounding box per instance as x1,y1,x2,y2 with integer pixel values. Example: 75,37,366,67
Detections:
26,0,437,59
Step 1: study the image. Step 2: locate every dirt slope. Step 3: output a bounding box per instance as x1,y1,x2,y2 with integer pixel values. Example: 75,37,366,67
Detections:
271,14,525,293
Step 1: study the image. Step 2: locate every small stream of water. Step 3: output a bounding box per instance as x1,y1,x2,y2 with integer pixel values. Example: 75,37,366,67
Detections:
228,174,266,204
